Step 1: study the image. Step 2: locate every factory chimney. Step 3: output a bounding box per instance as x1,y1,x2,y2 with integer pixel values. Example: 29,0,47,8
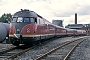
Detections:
75,13,77,24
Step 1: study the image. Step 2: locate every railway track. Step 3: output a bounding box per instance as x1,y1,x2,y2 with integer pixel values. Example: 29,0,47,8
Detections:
12,36,89,60
0,46,16,60
35,37,88,60
0,36,88,60
4,45,37,60
0,45,36,60
0,37,58,60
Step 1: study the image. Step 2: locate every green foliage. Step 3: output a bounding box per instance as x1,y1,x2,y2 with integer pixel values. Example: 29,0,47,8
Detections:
0,13,12,23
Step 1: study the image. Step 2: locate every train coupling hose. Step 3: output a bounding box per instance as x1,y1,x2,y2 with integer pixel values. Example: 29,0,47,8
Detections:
13,34,20,39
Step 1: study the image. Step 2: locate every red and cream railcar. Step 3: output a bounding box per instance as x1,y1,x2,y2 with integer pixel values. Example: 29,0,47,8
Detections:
9,9,87,46
76,30,87,36
55,26,67,37
66,28,76,36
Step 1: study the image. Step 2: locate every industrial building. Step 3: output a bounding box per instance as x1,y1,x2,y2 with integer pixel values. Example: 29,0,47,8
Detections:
65,13,90,35
52,20,63,27
65,24,90,35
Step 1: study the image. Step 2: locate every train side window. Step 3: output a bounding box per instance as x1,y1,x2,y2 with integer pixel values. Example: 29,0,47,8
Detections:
30,18,35,24
24,18,29,23
17,17,23,22
49,25,55,30
39,19,40,24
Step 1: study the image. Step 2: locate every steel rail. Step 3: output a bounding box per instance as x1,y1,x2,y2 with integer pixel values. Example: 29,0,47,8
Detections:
4,37,56,60
35,37,88,60
3,36,89,60
0,36,52,60
4,45,37,60
63,38,86,60
0,47,16,55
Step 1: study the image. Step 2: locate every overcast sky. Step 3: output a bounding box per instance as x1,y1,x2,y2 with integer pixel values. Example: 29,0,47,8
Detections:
0,0,90,26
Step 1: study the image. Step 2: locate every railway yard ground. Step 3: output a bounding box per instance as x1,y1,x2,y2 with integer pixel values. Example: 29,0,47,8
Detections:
0,36,90,60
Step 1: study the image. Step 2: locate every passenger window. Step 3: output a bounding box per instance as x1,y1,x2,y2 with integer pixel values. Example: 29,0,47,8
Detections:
30,18,34,23
17,17,23,22
24,18,29,23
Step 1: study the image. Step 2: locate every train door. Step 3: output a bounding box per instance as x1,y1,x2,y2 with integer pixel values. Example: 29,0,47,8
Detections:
37,17,40,25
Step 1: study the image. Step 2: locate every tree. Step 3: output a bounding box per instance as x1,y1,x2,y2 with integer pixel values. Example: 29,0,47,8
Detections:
0,13,12,23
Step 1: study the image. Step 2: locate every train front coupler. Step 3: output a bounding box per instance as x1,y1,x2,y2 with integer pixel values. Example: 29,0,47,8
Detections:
12,34,21,46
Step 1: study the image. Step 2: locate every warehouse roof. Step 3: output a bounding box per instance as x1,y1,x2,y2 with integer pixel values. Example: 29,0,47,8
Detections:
66,24,90,29
84,24,90,28
65,24,85,29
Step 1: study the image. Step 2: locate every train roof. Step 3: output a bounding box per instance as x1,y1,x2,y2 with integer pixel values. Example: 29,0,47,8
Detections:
53,24,77,31
13,9,52,23
76,29,86,32
54,25,68,30
65,28,77,31
66,24,84,29
13,9,38,17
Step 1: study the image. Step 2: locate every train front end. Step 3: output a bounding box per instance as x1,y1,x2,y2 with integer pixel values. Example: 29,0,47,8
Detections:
9,9,37,46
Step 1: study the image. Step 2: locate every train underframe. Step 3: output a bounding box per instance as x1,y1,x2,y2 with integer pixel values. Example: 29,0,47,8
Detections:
9,34,56,46
9,33,87,46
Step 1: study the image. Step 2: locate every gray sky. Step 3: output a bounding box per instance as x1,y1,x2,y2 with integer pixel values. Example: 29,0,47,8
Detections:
0,0,90,26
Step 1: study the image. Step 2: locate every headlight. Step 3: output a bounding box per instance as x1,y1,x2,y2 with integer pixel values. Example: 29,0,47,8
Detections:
17,29,20,31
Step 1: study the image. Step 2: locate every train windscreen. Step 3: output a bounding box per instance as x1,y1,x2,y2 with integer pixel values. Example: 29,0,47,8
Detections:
17,17,23,22
24,17,36,24
12,17,37,24
23,18,29,23
12,17,17,22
